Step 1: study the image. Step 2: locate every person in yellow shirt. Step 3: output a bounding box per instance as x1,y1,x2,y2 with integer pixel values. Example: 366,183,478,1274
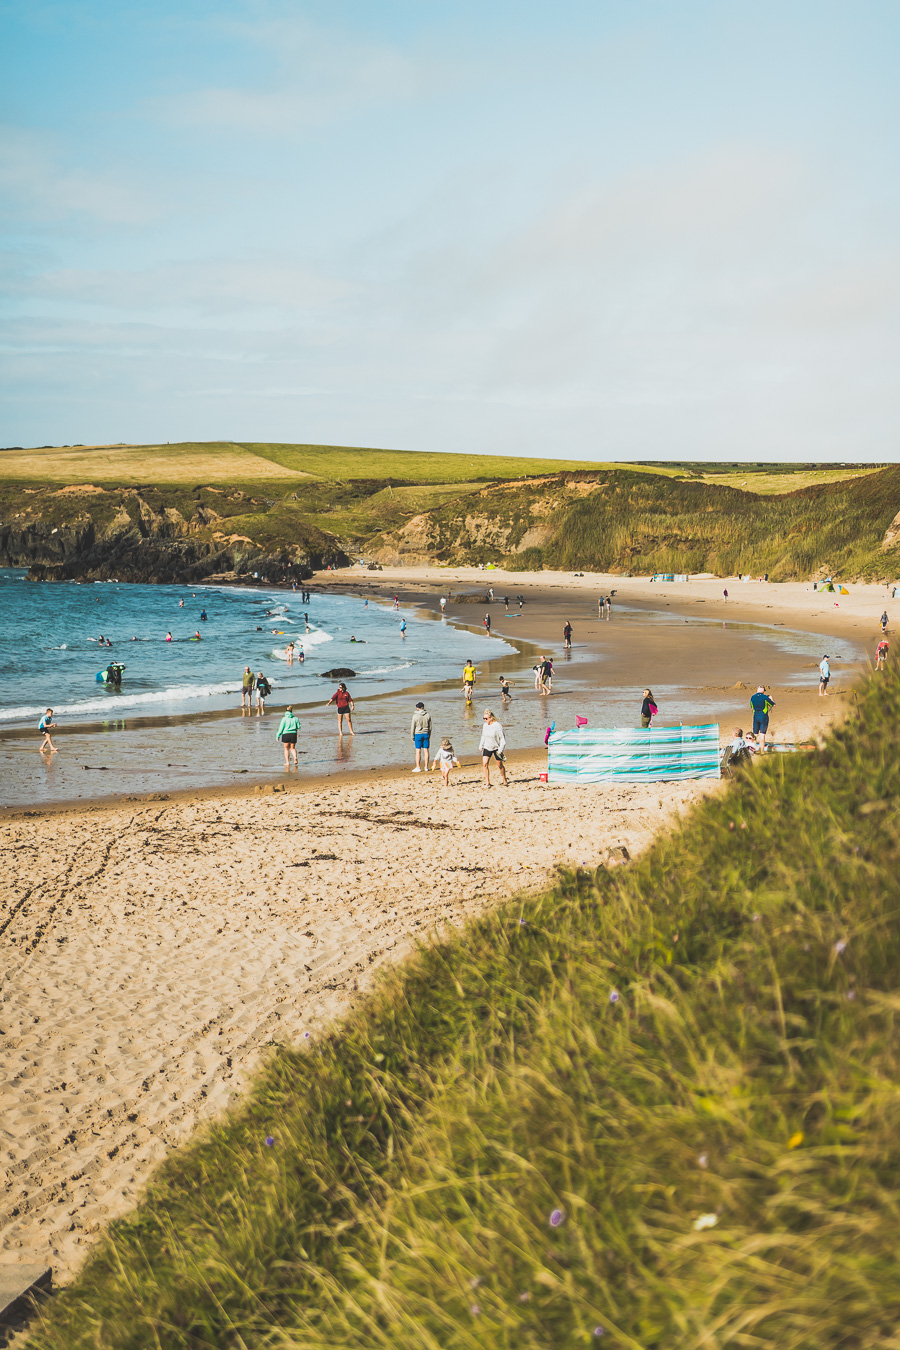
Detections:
462,660,476,703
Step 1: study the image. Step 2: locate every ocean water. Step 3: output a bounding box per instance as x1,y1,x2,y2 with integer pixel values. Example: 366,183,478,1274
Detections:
0,571,511,727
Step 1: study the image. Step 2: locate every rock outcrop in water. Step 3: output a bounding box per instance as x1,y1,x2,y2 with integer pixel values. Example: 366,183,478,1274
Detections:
0,484,348,584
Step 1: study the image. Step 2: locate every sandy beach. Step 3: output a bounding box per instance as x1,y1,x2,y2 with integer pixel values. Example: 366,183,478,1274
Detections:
0,566,871,1288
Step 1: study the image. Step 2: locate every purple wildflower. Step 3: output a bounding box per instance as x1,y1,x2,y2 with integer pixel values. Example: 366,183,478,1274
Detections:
264,1136,275,1147
609,990,620,1004
593,1329,605,1338
469,1277,482,1290
518,1291,531,1303
469,1303,480,1317
519,918,527,925
304,1031,311,1039
549,1208,565,1228
834,939,848,955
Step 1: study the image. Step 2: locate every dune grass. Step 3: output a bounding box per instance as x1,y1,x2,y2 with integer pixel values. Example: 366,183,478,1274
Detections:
27,664,900,1349
697,467,881,495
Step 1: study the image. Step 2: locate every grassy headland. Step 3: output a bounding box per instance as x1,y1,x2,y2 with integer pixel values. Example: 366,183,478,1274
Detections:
28,663,900,1348
0,442,894,581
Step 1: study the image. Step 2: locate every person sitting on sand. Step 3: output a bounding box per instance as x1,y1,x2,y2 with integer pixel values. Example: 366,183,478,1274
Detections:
480,709,508,787
276,705,301,768
726,728,752,768
328,682,354,734
38,708,58,754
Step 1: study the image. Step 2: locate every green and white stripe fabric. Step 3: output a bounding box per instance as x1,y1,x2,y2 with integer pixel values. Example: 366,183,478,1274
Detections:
548,724,721,784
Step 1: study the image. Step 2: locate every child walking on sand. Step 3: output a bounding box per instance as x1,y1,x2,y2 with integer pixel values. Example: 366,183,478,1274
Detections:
431,738,461,786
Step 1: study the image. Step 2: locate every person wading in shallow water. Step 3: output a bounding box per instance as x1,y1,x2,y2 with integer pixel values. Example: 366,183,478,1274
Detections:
276,705,301,768
328,681,355,734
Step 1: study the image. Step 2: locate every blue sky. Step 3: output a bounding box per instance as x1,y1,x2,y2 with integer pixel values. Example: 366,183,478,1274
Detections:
2,0,899,461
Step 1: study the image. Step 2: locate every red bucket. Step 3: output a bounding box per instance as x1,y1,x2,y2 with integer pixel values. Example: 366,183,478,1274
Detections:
539,771,548,783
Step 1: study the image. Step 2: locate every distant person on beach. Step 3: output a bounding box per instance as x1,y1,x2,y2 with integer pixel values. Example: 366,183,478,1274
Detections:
749,686,775,748
241,666,254,710
255,671,271,713
881,611,889,633
499,675,511,702
726,728,752,769
876,638,890,670
640,689,658,728
463,660,476,702
819,655,831,697
440,596,447,613
480,709,508,786
605,596,611,619
484,613,491,633
539,657,554,694
723,588,728,602
410,701,432,772
598,597,604,618
431,737,460,786
38,709,58,754
563,621,573,649
328,682,355,734
517,594,524,608
285,641,295,664
399,619,407,636
276,705,301,768
533,661,542,691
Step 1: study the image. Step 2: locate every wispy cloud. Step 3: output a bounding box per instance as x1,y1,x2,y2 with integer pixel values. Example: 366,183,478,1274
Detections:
0,125,159,225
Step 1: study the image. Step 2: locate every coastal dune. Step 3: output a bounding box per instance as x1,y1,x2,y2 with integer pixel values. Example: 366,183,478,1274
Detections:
0,761,710,1279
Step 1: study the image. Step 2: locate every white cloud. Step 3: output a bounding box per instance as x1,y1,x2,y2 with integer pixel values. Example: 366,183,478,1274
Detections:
154,20,444,134
0,125,158,225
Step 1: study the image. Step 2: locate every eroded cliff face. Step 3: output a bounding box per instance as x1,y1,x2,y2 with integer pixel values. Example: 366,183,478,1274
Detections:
0,485,347,583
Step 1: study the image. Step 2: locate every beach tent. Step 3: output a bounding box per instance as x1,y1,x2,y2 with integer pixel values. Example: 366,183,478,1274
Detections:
547,724,721,785
839,586,849,594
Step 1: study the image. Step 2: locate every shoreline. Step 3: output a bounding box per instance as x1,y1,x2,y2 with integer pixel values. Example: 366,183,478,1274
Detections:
0,567,873,813
0,567,866,1287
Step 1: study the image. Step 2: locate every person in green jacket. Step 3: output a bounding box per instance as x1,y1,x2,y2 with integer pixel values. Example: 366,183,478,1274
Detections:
276,705,301,769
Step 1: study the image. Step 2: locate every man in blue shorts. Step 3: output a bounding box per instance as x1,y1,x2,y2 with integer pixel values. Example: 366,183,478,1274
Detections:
410,701,432,773
749,685,775,749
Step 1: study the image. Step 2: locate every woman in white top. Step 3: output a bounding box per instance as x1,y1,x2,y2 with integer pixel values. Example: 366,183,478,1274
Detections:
479,709,508,786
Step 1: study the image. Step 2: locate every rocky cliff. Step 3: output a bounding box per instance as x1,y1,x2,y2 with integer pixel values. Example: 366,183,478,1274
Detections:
0,484,348,584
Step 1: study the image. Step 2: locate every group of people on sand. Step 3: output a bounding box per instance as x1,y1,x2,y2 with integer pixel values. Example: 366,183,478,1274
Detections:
241,666,272,713
410,699,507,787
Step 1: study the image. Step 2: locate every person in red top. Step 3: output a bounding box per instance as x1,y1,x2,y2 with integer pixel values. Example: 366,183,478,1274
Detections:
876,638,890,670
327,682,355,735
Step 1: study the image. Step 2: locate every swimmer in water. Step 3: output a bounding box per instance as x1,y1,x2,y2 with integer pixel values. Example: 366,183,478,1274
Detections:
179,599,184,608
166,632,172,642
200,609,208,621
193,630,202,640
285,641,295,664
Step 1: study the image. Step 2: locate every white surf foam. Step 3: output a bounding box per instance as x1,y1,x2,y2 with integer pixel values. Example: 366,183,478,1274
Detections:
0,681,242,725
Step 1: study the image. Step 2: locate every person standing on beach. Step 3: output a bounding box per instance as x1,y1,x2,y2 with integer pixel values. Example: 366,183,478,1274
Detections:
285,641,295,665
605,596,611,620
749,686,775,749
462,660,477,703
480,709,508,786
499,675,511,702
598,596,604,618
640,689,658,728
399,619,407,636
255,670,271,714
723,588,729,603
484,612,491,634
876,637,890,670
38,709,58,754
533,660,543,691
819,655,831,697
410,701,432,772
881,611,889,633
276,705,301,768
539,656,554,694
563,621,573,649
328,682,355,734
241,666,254,710
440,595,447,614
431,738,460,786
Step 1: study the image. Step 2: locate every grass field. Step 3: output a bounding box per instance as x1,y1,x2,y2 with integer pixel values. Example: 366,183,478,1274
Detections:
0,442,668,487
28,665,900,1348
698,467,881,495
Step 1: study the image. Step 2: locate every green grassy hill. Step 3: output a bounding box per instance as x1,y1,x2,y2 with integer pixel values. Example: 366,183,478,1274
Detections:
0,443,894,580
29,665,900,1348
